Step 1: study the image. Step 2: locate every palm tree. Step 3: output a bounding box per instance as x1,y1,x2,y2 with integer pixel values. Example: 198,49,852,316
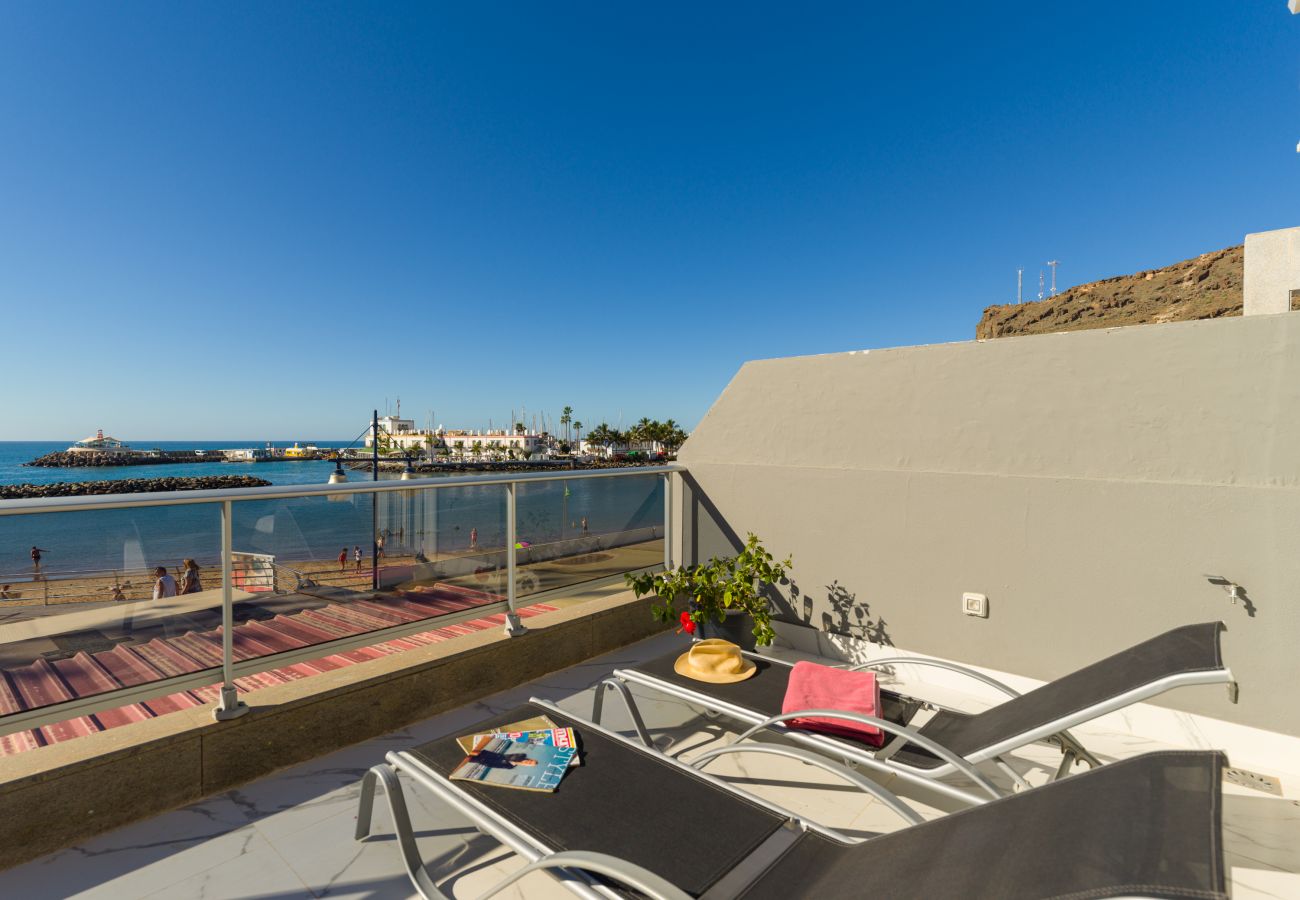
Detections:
560,406,573,443
514,422,526,435
573,421,583,448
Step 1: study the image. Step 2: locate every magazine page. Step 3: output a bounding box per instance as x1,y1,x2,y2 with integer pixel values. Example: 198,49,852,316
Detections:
455,715,557,754
456,720,581,766
449,735,577,792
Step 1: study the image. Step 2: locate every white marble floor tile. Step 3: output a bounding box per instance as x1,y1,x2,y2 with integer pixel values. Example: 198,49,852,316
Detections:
139,834,314,900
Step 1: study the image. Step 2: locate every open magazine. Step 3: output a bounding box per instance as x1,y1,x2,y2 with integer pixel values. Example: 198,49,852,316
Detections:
449,734,577,792
456,715,581,767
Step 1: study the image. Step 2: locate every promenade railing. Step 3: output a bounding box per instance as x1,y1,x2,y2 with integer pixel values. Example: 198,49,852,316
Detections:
0,466,678,743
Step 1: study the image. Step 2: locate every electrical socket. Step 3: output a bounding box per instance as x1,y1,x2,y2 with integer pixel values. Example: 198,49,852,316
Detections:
962,592,988,618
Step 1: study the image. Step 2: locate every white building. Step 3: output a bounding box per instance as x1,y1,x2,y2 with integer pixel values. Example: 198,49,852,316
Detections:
363,415,417,447
365,425,544,458
67,429,138,454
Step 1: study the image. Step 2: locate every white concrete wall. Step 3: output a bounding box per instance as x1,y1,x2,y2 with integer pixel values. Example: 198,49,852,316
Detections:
677,314,1300,735
1244,226,1300,316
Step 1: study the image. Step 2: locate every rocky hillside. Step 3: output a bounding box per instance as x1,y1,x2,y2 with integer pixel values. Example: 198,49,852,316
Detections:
976,245,1242,339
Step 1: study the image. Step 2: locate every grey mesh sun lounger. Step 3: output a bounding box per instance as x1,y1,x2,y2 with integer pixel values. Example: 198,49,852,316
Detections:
594,621,1236,805
356,699,1229,900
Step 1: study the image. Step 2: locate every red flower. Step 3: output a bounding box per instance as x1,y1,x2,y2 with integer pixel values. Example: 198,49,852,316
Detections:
682,620,696,635
679,610,691,625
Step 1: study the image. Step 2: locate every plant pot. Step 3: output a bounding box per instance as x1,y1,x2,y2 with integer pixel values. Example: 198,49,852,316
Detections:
699,608,758,651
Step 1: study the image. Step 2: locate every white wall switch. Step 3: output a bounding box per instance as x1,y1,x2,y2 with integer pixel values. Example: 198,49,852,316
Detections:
962,592,988,618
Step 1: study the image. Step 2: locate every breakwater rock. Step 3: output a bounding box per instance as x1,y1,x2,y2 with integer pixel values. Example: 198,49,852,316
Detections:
0,475,272,500
25,451,224,468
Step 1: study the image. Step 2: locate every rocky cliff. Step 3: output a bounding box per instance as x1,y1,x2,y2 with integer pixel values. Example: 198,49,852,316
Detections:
976,245,1242,339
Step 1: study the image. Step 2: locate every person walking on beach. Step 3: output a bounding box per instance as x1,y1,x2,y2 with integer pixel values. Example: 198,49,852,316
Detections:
376,534,385,560
179,559,203,595
354,546,363,571
581,517,589,534
338,547,348,571
470,527,478,550
152,566,178,600
30,546,48,575
0,585,12,600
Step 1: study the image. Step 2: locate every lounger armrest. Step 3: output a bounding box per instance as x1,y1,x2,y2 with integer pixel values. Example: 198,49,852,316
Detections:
475,850,692,900
847,656,1023,700
688,743,925,825
732,708,1005,800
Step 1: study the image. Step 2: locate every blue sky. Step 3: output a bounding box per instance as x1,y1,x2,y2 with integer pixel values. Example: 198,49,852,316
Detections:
0,2,1296,440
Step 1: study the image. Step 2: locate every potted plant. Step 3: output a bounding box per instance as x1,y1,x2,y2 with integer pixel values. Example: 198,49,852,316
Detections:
625,533,791,648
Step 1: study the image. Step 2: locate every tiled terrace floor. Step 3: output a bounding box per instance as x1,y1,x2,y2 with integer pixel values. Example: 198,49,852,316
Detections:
4,631,1299,899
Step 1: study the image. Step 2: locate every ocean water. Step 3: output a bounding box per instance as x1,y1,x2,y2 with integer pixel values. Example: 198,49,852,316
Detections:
0,442,663,580
0,441,347,488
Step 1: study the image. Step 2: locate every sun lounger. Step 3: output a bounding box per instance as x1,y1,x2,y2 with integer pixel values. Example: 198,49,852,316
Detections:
356,699,1228,900
595,621,1235,805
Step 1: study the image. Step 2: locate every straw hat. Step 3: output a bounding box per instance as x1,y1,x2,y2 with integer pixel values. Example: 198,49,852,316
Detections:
673,639,757,684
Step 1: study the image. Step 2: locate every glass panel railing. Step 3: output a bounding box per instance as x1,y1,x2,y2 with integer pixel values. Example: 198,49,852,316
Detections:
0,467,675,755
513,473,664,601
0,502,224,751
222,482,510,669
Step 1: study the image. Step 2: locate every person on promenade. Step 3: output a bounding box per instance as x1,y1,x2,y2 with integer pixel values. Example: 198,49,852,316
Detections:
376,534,385,559
338,547,348,571
354,546,363,570
180,559,203,595
30,546,48,575
470,527,478,550
152,566,178,600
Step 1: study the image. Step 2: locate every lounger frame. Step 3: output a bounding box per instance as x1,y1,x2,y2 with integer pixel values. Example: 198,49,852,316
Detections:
356,695,898,900
598,648,1235,805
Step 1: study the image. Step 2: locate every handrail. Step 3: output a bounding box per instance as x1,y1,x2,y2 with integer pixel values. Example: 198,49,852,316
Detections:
0,464,683,516
847,657,1023,699
728,708,1005,800
687,743,924,826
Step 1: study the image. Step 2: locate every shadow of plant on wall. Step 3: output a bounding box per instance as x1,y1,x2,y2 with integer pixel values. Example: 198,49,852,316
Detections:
781,578,894,648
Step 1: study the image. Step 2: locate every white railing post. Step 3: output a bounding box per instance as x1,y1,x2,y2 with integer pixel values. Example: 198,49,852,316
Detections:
663,471,673,571
214,499,249,721
503,481,526,636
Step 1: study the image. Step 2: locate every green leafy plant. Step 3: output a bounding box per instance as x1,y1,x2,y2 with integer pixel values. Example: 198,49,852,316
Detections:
625,533,791,647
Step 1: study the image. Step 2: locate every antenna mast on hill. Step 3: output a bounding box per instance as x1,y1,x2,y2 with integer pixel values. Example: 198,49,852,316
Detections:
1017,267,1023,304
1038,270,1045,302
1047,260,1059,296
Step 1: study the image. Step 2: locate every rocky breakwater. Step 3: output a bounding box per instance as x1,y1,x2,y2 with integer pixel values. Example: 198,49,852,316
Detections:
24,451,223,468
0,475,272,500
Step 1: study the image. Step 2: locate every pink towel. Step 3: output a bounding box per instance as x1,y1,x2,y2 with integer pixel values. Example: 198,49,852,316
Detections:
782,661,884,748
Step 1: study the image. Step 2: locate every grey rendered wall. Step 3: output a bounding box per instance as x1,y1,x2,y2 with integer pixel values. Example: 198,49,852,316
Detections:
677,313,1300,735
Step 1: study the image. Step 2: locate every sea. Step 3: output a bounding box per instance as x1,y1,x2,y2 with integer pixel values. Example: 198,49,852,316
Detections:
0,442,663,581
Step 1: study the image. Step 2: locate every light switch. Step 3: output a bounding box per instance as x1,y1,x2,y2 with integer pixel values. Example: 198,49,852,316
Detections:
963,592,988,618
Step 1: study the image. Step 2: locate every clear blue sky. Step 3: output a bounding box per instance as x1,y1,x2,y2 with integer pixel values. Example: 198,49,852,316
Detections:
1,2,1296,440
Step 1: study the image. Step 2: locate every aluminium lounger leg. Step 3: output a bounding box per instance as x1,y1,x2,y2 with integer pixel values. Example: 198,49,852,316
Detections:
356,764,447,900
991,756,1033,792
592,677,654,747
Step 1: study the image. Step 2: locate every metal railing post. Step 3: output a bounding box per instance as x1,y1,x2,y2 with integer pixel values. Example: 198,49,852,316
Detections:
663,471,673,571
503,481,526,636
214,499,249,721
